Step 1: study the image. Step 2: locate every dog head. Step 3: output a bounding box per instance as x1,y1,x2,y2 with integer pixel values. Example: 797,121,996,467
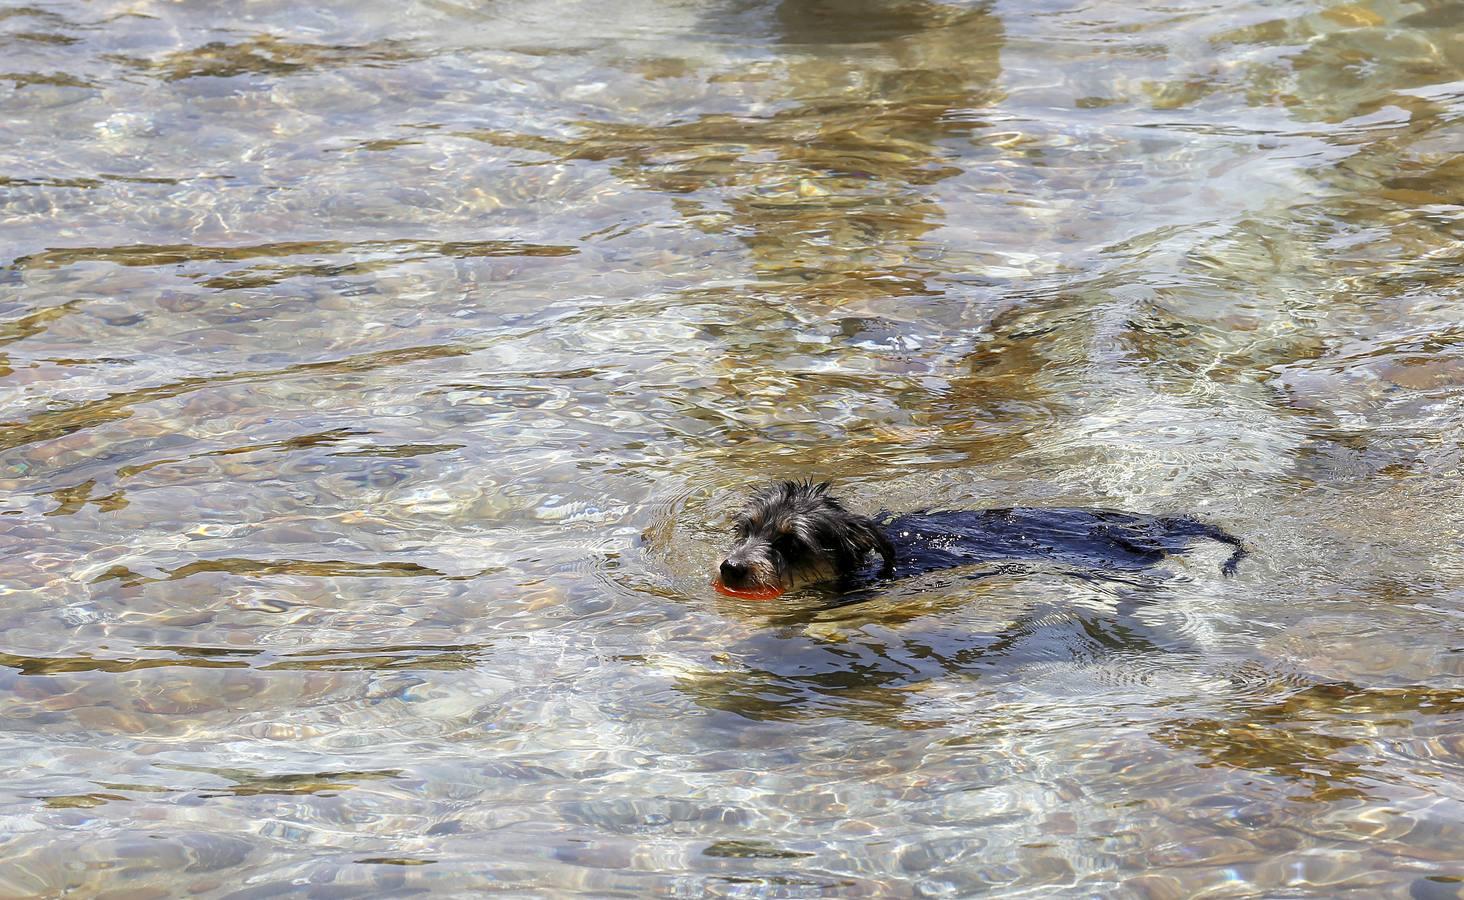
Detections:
718,481,891,593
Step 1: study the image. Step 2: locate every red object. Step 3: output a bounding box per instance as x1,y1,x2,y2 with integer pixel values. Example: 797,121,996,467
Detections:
713,579,784,601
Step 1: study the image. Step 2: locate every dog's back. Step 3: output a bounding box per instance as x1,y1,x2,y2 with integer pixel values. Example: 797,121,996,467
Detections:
875,508,1247,581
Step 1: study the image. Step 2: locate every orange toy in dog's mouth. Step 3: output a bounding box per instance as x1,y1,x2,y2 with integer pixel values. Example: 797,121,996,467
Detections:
712,579,784,601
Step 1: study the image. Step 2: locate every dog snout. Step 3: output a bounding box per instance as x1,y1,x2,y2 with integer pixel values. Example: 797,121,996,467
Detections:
719,558,749,584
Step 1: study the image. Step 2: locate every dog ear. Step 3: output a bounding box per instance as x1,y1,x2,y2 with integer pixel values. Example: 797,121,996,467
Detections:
829,513,895,576
858,516,896,575
870,522,896,576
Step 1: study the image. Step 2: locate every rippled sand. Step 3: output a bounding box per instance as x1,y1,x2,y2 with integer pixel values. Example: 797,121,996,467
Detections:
1,0,1461,895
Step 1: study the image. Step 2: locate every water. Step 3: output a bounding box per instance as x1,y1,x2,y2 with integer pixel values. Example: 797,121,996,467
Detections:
1,0,1461,895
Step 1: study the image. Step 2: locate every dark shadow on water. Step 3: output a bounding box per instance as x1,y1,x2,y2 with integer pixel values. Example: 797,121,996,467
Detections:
442,1,1022,475
682,566,1464,800
464,0,1003,302
679,571,1180,727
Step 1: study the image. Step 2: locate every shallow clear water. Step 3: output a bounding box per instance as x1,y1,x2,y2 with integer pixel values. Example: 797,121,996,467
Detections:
1,0,1462,895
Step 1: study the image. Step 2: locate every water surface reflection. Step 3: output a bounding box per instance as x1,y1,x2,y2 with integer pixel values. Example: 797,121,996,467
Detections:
1,0,1462,895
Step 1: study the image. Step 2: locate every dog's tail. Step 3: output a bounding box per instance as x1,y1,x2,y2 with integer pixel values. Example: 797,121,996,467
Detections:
1165,518,1248,576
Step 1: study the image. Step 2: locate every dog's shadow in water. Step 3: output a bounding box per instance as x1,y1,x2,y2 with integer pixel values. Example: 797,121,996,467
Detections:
679,567,1198,728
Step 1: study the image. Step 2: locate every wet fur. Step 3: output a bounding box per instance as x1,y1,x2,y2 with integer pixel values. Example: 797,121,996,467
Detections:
719,480,1246,593
720,481,894,591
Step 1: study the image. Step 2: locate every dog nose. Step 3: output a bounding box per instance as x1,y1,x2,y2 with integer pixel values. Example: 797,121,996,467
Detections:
719,559,748,582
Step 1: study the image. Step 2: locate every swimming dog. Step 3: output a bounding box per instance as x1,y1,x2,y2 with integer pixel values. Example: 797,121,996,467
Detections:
717,481,1246,596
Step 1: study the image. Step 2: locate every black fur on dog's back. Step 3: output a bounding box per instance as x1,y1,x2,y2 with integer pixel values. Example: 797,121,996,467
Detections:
871,507,1248,584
